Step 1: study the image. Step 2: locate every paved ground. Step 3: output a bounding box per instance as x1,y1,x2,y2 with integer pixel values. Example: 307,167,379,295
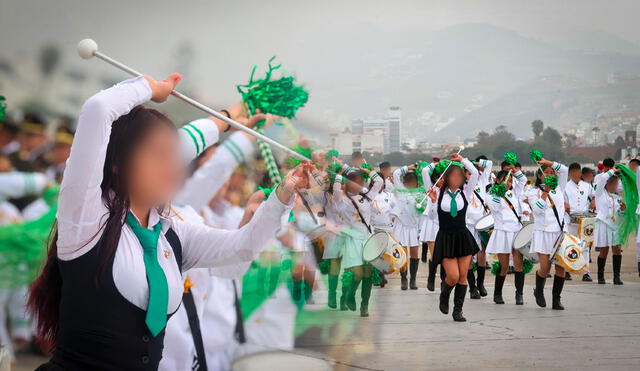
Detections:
12,248,640,370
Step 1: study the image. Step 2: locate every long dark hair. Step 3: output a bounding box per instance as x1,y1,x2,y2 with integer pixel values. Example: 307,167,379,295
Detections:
534,164,552,190
28,105,174,352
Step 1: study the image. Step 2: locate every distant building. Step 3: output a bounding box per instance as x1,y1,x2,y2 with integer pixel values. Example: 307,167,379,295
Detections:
350,107,402,153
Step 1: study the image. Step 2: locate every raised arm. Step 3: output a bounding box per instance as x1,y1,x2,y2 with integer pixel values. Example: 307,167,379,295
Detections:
479,159,493,186
421,163,435,189
595,169,614,197
512,169,526,197
393,166,408,190
0,171,49,201
553,162,569,189
365,172,383,199
461,157,479,199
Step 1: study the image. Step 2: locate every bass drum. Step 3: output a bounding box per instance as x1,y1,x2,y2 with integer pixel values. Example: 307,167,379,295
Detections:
512,224,537,263
551,232,588,274
233,351,332,371
362,231,407,274
474,214,495,245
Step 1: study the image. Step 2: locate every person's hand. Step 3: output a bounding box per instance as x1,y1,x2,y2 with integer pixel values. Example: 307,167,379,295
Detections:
523,210,531,216
613,167,621,174
144,73,181,103
237,113,268,129
450,153,463,162
407,164,417,171
226,102,249,120
537,158,553,167
541,190,549,201
428,188,437,203
620,202,626,211
505,164,516,173
276,163,313,203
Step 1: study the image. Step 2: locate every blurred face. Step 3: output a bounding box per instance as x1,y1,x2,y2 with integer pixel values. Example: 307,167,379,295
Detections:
543,166,555,177
345,174,364,194
0,156,11,172
582,172,594,183
126,124,183,207
446,167,465,189
352,157,364,168
50,143,71,165
605,177,619,192
18,133,47,152
404,178,418,189
380,167,392,178
569,169,581,182
629,161,639,172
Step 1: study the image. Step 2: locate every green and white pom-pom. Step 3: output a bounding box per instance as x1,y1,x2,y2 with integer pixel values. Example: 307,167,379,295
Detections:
523,259,534,274
504,152,518,166
256,128,282,185
371,268,382,285
544,175,558,190
237,56,309,119
491,261,501,276
341,270,354,287
529,149,543,162
360,163,372,180
318,260,330,275
490,183,507,197
0,96,6,121
325,149,339,161
285,144,314,168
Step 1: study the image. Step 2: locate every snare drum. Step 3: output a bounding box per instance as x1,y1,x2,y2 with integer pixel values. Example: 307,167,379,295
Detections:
570,213,596,243
475,214,495,245
362,231,407,274
512,223,538,263
233,351,332,371
551,232,588,274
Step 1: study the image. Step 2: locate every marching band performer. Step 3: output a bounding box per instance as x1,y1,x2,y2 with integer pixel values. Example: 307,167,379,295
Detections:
528,158,569,310
465,156,493,299
421,161,443,291
594,167,624,285
426,154,479,322
485,166,527,305
392,165,424,290
327,166,383,317
370,163,396,288
564,162,595,282
28,75,307,371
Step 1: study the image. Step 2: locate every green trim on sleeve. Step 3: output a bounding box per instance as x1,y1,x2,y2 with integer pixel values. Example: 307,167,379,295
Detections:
222,141,243,164
186,123,207,151
181,126,200,155
225,138,245,163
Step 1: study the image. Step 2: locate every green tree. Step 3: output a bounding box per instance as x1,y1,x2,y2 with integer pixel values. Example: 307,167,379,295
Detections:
542,126,562,147
614,135,626,148
531,120,544,138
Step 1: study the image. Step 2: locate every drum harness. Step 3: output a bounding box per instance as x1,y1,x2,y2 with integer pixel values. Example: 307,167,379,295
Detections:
348,196,373,234
474,189,490,214
502,196,523,226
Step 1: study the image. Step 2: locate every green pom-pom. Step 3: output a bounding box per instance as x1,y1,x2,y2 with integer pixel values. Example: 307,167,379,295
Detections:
471,261,477,272
529,149,543,162
490,183,507,197
371,268,381,285
341,270,354,287
325,150,339,161
0,96,6,122
327,162,343,183
258,186,274,200
523,259,534,274
434,160,451,175
285,145,314,168
415,161,428,187
544,175,558,190
415,202,426,213
318,260,330,275
237,57,309,121
491,261,501,276
504,152,518,166
360,163,372,180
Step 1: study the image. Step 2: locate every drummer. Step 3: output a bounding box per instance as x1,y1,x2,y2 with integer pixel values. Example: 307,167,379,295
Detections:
564,162,595,282
594,167,625,285
485,165,528,305
527,158,569,310
370,162,396,288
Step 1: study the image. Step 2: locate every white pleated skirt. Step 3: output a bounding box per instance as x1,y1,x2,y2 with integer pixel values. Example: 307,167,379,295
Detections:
418,215,430,242
530,230,561,255
486,230,517,254
595,220,619,247
333,229,368,269
422,217,439,243
393,222,420,247
321,232,340,259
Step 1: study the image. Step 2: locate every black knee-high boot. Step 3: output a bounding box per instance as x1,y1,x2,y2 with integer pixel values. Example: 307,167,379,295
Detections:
597,256,607,284
440,263,446,282
340,280,349,311
421,242,429,263
613,255,623,285
347,279,361,311
360,277,372,317
468,269,480,299
552,274,565,310
439,281,455,314
328,274,338,309
452,284,468,322
476,266,487,297
493,274,506,304
514,271,525,305
379,273,387,288
534,272,547,308
409,258,419,290
427,260,436,292
400,270,408,291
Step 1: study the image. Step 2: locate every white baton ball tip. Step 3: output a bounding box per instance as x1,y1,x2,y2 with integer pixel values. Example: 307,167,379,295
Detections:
77,39,98,59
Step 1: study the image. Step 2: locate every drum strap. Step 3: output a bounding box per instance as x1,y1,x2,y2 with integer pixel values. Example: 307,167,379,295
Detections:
348,196,372,234
183,290,208,371
296,190,318,225
503,197,522,225
232,280,246,344
474,189,489,213
549,198,565,231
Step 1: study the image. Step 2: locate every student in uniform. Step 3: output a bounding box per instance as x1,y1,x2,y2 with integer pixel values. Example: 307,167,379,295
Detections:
594,168,625,285
27,75,309,371
527,158,569,310
564,162,595,282
391,165,424,290
485,166,528,305
421,161,444,291
370,162,395,288
426,154,479,322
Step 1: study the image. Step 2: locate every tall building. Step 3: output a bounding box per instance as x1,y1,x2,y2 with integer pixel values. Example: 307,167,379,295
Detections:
387,106,401,153
348,107,402,154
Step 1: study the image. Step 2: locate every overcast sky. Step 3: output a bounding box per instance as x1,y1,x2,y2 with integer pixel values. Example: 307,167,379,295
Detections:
1,0,639,138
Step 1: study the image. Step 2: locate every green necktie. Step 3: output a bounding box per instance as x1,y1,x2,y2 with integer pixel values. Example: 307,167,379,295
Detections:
126,212,168,337
447,191,458,218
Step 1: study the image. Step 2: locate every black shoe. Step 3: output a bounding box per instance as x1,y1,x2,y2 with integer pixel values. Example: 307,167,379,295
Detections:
439,282,455,314
552,275,565,310
478,285,487,297
493,275,506,304
452,284,468,322
427,260,436,291
410,277,418,290
613,255,623,285
328,292,337,309
380,276,388,288
401,275,408,291
340,294,348,311
637,262,640,278
597,257,606,284
565,272,572,281
534,273,547,308
582,273,592,282
409,258,419,290
360,305,369,317
515,293,524,305
514,271,525,306
476,267,487,296
469,286,481,299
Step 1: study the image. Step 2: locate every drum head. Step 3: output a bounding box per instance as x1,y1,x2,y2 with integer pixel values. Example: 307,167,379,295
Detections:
362,232,390,262
513,224,534,249
553,233,587,273
233,351,332,371
475,215,495,230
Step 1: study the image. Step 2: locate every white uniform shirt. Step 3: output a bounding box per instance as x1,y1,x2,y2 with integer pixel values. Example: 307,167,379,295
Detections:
57,77,292,316
594,170,622,229
370,190,395,230
487,170,527,232
466,160,493,226
329,173,383,233
564,179,594,214
391,166,423,227
0,171,48,201
527,162,568,232
426,158,479,218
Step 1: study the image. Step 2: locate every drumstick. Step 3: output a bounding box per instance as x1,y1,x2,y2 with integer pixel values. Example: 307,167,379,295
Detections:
77,39,307,162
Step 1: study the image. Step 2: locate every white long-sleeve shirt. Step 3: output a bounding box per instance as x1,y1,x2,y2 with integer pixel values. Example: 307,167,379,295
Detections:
57,76,292,315
426,158,479,218
527,162,568,232
594,170,622,229
466,160,493,226
486,170,526,232
564,179,594,215
391,166,424,227
329,173,383,234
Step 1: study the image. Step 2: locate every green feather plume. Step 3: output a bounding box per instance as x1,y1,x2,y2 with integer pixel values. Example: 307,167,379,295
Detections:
237,57,309,124
614,164,639,244
529,149,543,162
504,152,518,166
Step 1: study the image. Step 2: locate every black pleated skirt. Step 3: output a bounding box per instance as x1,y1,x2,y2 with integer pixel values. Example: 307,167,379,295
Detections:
433,228,480,264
